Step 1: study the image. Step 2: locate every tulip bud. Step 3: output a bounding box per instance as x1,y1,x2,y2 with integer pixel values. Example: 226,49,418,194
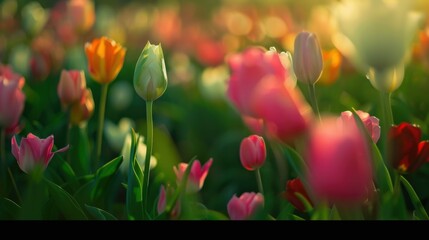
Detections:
227,192,264,220
366,65,404,93
70,88,94,125
0,77,25,129
134,42,168,101
293,31,324,84
284,178,313,212
240,135,266,171
57,70,86,107
157,184,181,219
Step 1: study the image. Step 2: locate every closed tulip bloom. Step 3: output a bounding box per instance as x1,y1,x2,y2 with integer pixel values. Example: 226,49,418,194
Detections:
307,117,373,204
57,70,86,107
157,184,181,219
388,122,429,174
240,135,266,171
174,158,213,192
339,110,380,143
0,77,25,129
251,77,313,142
85,36,126,84
134,42,168,101
284,178,313,212
11,133,69,173
70,88,94,125
227,47,291,117
293,31,324,84
227,192,264,220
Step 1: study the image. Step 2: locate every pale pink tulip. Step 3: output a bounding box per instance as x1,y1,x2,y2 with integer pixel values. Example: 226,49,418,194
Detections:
307,117,373,204
0,77,25,129
11,133,69,173
174,158,213,192
240,135,266,171
227,192,264,220
0,64,25,88
293,31,324,84
57,70,86,107
67,0,95,33
227,47,290,116
339,110,380,143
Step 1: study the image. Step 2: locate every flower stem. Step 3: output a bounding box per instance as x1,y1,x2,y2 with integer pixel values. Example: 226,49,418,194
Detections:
400,176,429,220
255,168,264,195
95,83,109,168
307,83,321,121
1,128,22,203
142,101,154,219
379,91,394,161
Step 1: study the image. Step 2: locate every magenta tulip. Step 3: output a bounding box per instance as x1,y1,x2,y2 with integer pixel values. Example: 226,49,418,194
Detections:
227,192,264,220
11,133,69,173
0,77,25,129
240,135,266,171
339,110,380,143
174,158,213,192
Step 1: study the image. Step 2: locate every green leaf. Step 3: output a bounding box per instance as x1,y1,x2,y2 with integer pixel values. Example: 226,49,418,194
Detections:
378,190,408,220
91,156,123,203
311,201,330,220
85,204,117,220
0,198,21,220
400,176,429,220
126,128,144,220
69,125,91,176
45,156,78,192
277,201,296,220
44,179,87,220
204,210,229,220
283,144,308,185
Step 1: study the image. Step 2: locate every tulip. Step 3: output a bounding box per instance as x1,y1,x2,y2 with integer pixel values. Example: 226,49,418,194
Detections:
0,77,25,129
284,178,313,212
157,184,181,219
240,135,266,171
293,31,323,84
85,36,126,84
120,132,157,175
307,117,373,204
11,133,69,173
104,118,135,152
70,88,94,125
174,158,213,192
241,116,264,136
57,70,86,107
227,47,291,117
250,77,312,142
227,192,264,220
339,110,380,143
67,0,95,33
388,122,429,174
0,64,25,87
133,42,168,101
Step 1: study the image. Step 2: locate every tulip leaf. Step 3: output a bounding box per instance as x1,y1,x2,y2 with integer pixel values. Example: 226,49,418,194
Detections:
277,201,296,220
69,125,91,176
85,204,117,220
351,108,393,194
400,176,429,220
91,155,123,203
311,201,330,220
283,144,308,186
204,210,229,220
0,198,21,220
44,179,87,220
45,156,78,192
126,128,144,220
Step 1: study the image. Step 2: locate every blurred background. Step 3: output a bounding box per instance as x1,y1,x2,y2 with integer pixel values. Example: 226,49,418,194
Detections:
2,0,429,216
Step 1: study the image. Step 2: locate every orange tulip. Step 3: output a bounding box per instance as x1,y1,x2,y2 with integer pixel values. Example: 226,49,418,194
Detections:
85,36,126,84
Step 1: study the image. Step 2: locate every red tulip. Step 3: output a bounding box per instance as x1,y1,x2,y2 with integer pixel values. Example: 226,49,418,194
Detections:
284,178,313,212
227,192,264,220
388,122,429,174
0,77,25,129
240,135,266,171
174,158,213,192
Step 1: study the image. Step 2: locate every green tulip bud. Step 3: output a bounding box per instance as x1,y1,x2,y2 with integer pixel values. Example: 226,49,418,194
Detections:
134,42,168,101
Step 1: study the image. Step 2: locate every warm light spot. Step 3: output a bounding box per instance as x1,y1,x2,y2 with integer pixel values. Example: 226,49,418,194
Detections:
263,16,287,38
226,11,252,36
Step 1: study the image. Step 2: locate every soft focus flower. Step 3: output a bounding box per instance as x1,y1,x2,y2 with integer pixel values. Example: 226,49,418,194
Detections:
70,88,94,125
0,76,25,129
85,36,126,84
157,184,181,219
174,158,213,192
67,0,95,33
240,135,266,171
57,70,86,107
227,192,264,220
11,133,69,173
332,0,422,92
307,117,373,204
104,118,135,152
318,49,342,85
0,64,24,85
21,1,48,36
388,122,429,174
227,47,291,116
293,31,323,84
339,110,380,143
133,42,168,101
250,77,313,142
29,52,51,82
242,116,264,136
120,132,157,175
284,178,313,212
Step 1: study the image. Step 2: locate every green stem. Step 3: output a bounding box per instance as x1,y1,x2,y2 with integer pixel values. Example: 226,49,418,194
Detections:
66,112,72,165
95,83,109,168
400,176,429,220
142,101,154,219
255,168,264,195
1,128,5,168
379,91,394,160
8,168,22,203
307,83,321,121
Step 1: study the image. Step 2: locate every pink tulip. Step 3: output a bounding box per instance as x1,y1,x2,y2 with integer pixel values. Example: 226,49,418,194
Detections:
57,70,87,107
240,135,266,171
0,64,25,88
227,47,290,117
0,77,25,129
339,110,380,143
307,117,373,204
242,116,264,136
174,158,213,192
70,88,94,125
11,133,69,173
157,184,181,219
227,192,264,220
67,0,95,33
251,77,313,142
